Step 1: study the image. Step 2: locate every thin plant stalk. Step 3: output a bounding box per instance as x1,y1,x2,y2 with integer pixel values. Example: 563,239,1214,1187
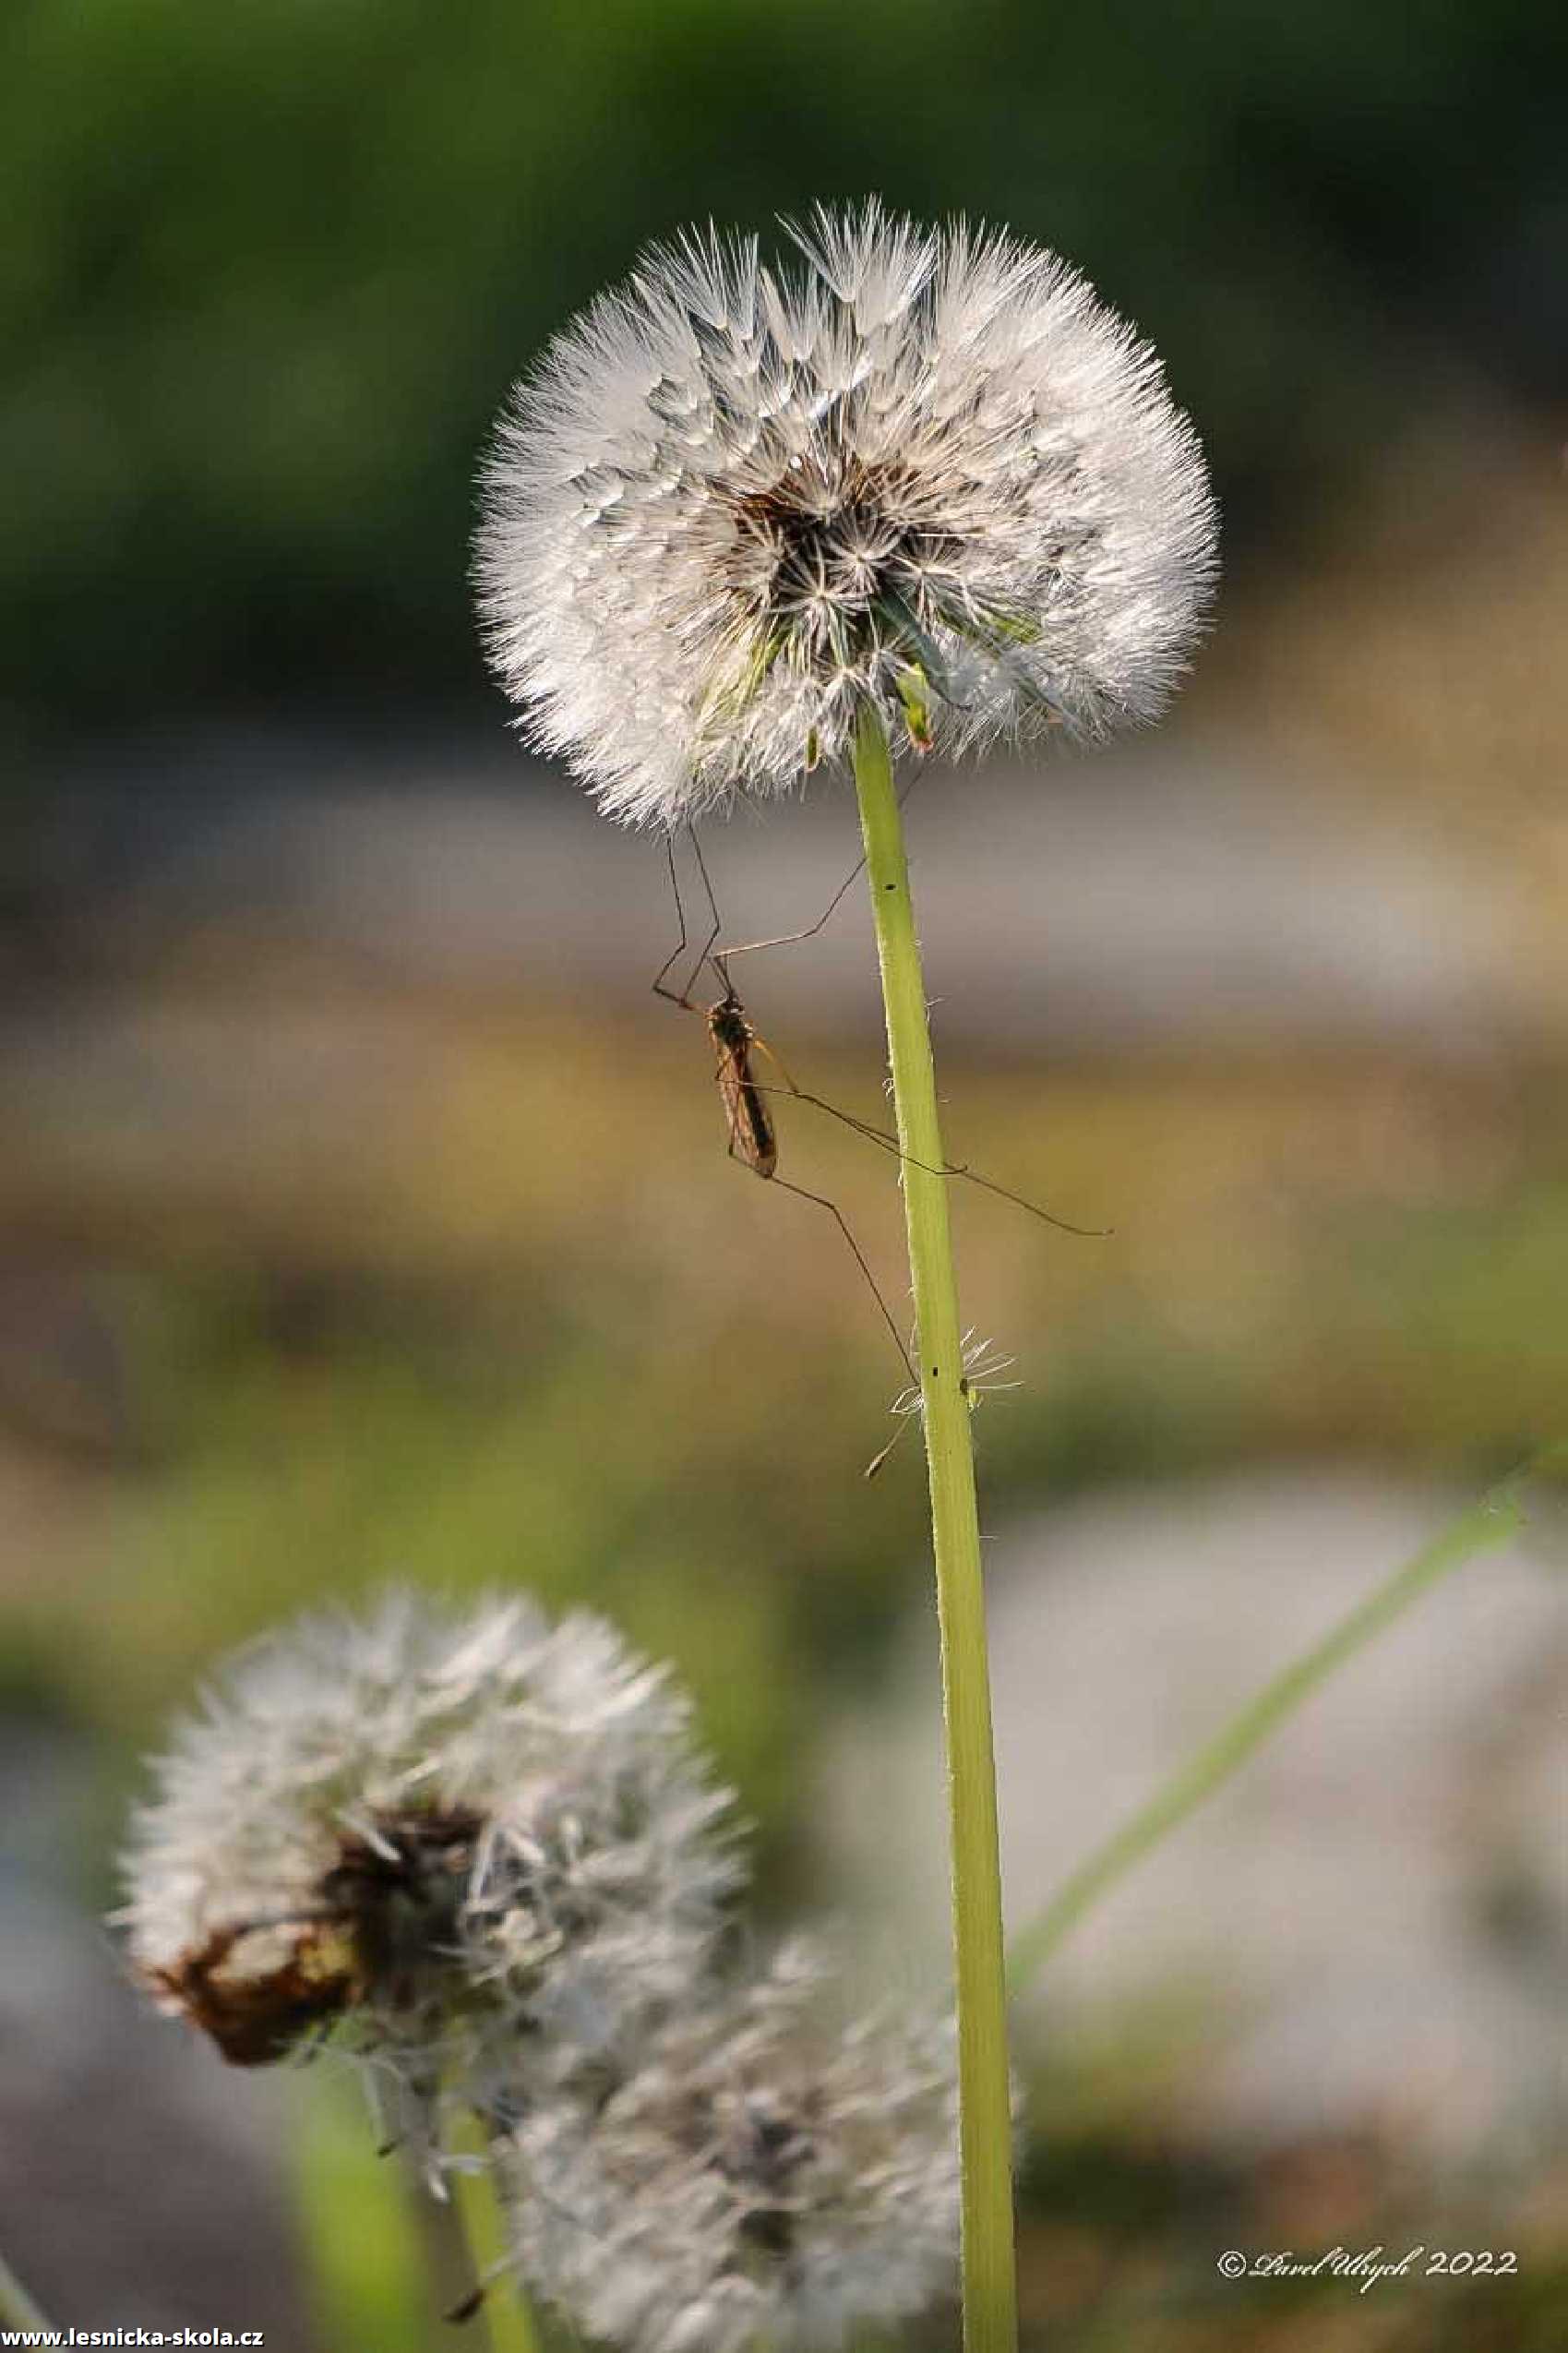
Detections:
289,2072,429,2353
851,701,1016,2353
449,2107,540,2353
1007,1452,1556,1990
0,2247,49,2334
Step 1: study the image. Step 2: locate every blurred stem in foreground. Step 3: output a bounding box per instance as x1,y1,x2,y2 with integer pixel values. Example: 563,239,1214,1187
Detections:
852,702,1016,2353
0,2247,50,2332
447,2107,540,2353
290,2071,429,2353
1008,1448,1563,1991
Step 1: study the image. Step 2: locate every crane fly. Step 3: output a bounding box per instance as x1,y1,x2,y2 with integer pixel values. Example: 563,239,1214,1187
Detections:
652,828,1108,1421
653,837,917,1386
707,989,778,1181
654,827,1108,1238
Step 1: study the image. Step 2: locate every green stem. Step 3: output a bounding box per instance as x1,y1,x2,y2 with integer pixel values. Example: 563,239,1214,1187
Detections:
1007,1453,1555,1991
289,2071,429,2353
851,703,1016,2353
448,2107,540,2353
0,2247,50,2334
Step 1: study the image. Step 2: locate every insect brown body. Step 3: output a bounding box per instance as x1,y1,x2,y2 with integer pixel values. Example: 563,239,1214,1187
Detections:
708,992,778,1179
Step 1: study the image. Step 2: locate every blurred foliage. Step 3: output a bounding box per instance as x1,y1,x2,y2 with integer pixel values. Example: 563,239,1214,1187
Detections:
4,0,1566,740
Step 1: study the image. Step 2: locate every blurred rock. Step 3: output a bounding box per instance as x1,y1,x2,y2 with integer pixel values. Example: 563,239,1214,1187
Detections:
819,1470,1568,2159
62,727,1556,1058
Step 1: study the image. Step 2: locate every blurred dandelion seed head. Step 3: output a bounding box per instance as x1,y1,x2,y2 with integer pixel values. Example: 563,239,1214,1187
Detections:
497,1942,963,2353
476,199,1218,825
119,1590,742,2089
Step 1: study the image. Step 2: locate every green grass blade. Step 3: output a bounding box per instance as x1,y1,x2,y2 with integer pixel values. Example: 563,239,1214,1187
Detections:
1008,1448,1562,1993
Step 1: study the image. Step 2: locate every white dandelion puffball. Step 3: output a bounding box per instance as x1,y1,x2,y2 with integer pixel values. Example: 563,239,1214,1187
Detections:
499,1943,962,2353
476,199,1218,826
119,1591,742,2089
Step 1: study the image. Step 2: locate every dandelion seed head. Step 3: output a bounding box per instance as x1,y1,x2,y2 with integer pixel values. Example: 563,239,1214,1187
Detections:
498,1943,962,2353
477,200,1218,826
119,1591,742,2099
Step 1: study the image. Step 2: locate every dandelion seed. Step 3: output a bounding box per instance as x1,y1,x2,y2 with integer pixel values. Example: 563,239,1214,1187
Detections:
892,1329,1020,1425
476,199,1217,826
497,1943,963,2353
866,1330,1019,1480
118,1591,743,2124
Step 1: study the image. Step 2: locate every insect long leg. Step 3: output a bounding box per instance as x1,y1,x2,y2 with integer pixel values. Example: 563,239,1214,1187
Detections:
741,1042,1110,1239
711,847,868,969
652,826,724,1009
766,1173,917,1388
709,1060,912,1384
795,1091,1110,1237
711,774,925,972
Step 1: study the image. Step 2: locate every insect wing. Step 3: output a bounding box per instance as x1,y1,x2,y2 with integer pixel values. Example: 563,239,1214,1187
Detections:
716,1038,778,1177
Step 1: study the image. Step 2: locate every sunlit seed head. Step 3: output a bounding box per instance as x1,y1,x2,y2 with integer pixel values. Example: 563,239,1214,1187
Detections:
497,1943,963,2353
476,199,1218,827
118,1591,743,2107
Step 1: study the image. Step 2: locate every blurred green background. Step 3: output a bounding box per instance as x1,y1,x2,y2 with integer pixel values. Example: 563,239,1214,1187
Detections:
6,0,1568,746
3,3,1568,2348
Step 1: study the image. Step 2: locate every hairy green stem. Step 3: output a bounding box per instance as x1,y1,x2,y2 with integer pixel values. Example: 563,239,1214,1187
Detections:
449,2109,539,2353
1008,1454,1554,1990
852,702,1016,2353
